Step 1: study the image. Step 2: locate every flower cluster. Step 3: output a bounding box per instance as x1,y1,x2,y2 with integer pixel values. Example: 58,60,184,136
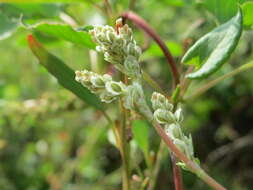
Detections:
89,18,142,79
151,92,195,161
75,70,126,103
124,82,153,119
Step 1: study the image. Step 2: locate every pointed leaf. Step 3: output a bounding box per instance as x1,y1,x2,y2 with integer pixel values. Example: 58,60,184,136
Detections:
182,9,243,79
27,34,104,110
33,23,95,49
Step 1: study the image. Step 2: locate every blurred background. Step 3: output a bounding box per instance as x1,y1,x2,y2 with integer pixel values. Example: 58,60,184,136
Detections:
0,0,253,190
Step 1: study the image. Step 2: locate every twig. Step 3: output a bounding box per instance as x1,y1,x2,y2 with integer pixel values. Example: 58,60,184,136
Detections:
185,62,253,100
119,99,131,190
121,11,180,88
104,0,113,18
147,141,167,190
171,154,184,190
152,121,227,190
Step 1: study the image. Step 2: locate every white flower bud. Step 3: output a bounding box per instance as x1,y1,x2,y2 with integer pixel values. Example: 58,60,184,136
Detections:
100,91,117,103
151,92,173,111
90,75,106,88
154,109,175,124
124,82,153,119
165,124,183,140
174,107,183,123
124,55,141,79
105,81,126,96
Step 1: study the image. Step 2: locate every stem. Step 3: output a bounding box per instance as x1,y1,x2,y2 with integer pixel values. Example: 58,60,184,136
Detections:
120,99,131,190
171,154,184,190
121,11,180,88
142,70,167,95
102,111,113,124
104,0,113,18
152,122,227,190
147,141,166,190
185,62,253,100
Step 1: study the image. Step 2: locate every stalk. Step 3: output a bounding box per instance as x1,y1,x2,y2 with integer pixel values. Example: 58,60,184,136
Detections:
119,99,131,190
121,11,180,88
185,62,253,100
152,122,227,190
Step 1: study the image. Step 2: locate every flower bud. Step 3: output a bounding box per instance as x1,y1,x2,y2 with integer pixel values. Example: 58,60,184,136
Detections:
105,81,126,96
75,70,92,87
165,124,183,140
124,82,153,119
124,55,141,79
151,92,173,111
154,109,175,124
90,75,106,88
174,107,183,123
100,91,117,103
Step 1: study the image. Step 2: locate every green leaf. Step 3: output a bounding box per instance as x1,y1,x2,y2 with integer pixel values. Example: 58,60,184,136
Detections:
27,34,104,110
0,12,19,40
0,3,63,19
182,9,243,79
203,0,238,23
33,23,96,49
242,1,253,29
132,120,149,154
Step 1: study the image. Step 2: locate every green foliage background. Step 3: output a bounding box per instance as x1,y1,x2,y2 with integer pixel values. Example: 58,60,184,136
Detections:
0,0,253,190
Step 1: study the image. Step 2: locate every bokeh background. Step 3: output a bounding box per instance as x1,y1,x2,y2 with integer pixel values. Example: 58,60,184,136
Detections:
0,0,253,189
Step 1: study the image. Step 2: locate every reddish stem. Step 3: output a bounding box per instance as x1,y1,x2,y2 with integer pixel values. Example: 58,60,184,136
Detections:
171,155,184,190
152,122,227,190
121,11,180,88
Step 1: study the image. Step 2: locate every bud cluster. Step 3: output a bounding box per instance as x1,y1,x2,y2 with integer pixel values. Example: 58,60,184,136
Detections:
89,18,142,79
75,70,126,103
124,82,153,119
151,92,195,161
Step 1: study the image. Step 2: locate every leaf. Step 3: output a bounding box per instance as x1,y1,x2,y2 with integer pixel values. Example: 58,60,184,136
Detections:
27,34,104,110
132,120,149,154
0,3,63,19
182,9,243,79
0,12,20,40
203,0,238,23
33,23,96,49
242,1,253,29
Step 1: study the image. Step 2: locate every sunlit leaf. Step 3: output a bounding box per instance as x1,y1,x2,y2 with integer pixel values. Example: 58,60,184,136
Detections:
0,12,20,40
33,23,96,49
242,1,253,30
132,120,149,154
27,34,104,110
182,9,243,79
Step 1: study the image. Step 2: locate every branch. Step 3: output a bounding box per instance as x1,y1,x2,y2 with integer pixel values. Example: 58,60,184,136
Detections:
171,154,184,190
152,122,227,190
185,61,253,100
121,11,180,88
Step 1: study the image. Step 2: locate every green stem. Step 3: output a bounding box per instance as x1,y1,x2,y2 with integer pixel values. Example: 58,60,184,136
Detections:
120,99,131,190
185,62,253,100
147,141,167,190
102,111,113,124
115,64,166,95
142,71,167,95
